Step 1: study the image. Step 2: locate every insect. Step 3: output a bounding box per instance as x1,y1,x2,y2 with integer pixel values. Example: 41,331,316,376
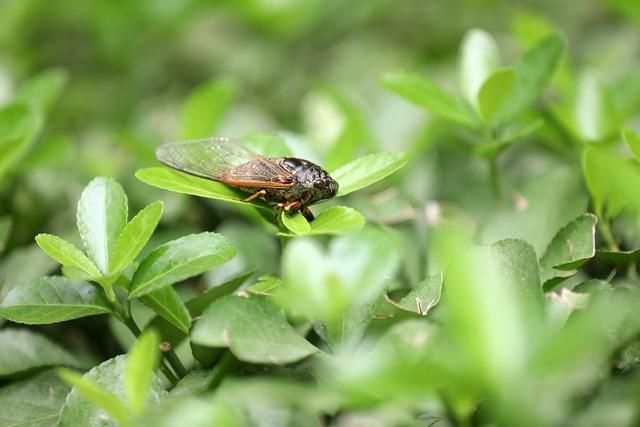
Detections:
156,137,339,221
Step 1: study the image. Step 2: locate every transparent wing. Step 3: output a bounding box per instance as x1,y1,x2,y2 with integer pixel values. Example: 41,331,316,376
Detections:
155,137,259,180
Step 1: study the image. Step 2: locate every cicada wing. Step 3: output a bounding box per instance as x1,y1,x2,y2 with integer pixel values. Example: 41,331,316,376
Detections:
155,137,259,180
218,157,295,188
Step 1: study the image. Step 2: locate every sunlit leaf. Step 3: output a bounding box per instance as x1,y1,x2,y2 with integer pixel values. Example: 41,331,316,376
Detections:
135,167,271,211
77,177,128,275
129,232,235,298
459,28,500,109
280,211,311,235
35,234,101,280
140,286,191,334
110,201,163,275
332,152,408,197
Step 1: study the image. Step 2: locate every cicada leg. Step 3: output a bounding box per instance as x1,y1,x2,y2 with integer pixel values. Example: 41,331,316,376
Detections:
302,207,315,222
283,201,302,212
243,189,267,202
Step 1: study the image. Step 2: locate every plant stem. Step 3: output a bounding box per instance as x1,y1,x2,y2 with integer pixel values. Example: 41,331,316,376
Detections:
206,351,238,390
489,156,501,200
108,296,185,384
598,217,619,251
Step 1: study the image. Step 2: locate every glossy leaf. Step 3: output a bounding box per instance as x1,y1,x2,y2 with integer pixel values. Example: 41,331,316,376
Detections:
279,206,365,237
129,232,235,298
110,201,163,275
0,369,70,427
0,276,111,324
332,152,408,197
125,330,160,415
386,273,443,315
0,102,42,179
77,177,128,274
0,329,82,377
181,79,235,139
35,234,101,279
280,211,311,235
135,167,271,211
459,28,500,109
381,72,477,127
539,214,597,286
478,68,516,121
191,295,318,364
140,286,191,334
59,355,165,427
494,33,564,126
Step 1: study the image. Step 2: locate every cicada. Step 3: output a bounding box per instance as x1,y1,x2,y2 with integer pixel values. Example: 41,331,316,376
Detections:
156,137,339,221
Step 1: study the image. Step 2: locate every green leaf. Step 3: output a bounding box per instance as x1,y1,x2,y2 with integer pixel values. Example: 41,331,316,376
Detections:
144,272,253,348
493,33,564,126
280,211,311,235
110,201,163,275
247,275,282,296
77,177,128,275
135,167,271,211
385,273,443,315
583,146,640,217
596,248,640,265
279,227,401,346
539,214,598,286
574,71,609,141
0,216,11,253
0,369,70,427
59,355,165,427
125,330,160,415
58,368,130,427
181,79,235,139
16,68,68,113
279,206,365,237
0,329,83,377
478,68,516,122
0,276,111,324
474,119,542,158
191,295,318,364
381,72,477,127
332,152,408,197
35,234,101,279
135,397,242,427
0,102,42,179
459,28,501,109
129,232,236,298
140,286,191,334
623,128,640,161
479,167,589,255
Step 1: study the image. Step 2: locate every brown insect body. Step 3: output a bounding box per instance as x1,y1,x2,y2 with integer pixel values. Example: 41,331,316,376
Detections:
156,138,339,220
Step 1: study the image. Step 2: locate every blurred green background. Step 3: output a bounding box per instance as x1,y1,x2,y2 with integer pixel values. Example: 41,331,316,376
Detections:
3,0,640,425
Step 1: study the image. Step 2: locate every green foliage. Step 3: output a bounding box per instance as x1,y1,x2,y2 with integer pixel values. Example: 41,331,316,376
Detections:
4,3,640,426
191,295,318,364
